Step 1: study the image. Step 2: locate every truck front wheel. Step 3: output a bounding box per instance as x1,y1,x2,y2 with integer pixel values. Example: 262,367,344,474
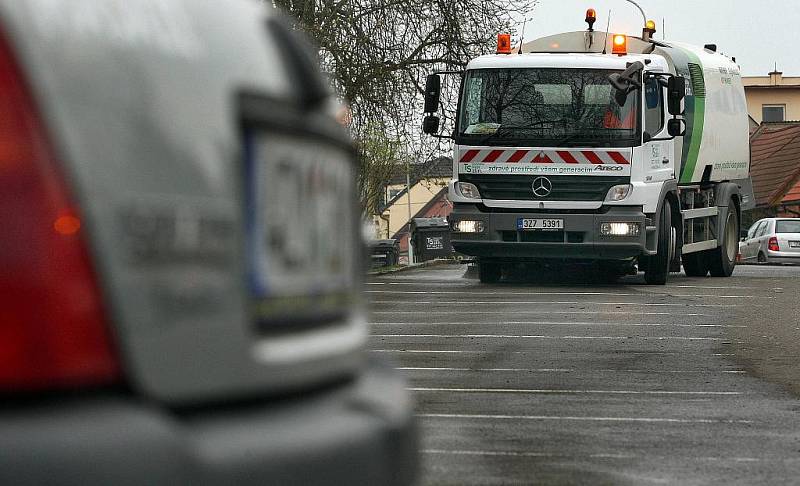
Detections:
644,200,672,285
708,204,739,277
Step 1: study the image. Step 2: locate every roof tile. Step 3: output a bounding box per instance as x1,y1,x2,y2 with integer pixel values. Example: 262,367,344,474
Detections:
749,123,800,206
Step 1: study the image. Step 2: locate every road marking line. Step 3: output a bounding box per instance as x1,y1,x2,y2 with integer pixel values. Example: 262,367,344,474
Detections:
373,334,729,341
418,413,753,424
370,321,747,328
400,367,576,372
372,311,713,317
371,349,721,356
421,450,767,462
398,367,747,374
408,387,743,395
657,285,761,290
367,282,772,292
370,300,735,308
371,349,493,354
366,290,770,299
367,281,466,284
422,449,634,459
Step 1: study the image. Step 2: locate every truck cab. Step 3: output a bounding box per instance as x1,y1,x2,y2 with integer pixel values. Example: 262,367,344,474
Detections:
423,24,754,284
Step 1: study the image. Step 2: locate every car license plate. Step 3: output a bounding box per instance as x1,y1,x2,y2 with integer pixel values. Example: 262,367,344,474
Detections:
790,241,800,248
244,130,356,314
517,218,564,231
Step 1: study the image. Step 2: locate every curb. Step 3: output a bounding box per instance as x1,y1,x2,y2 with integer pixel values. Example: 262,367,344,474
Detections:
368,259,460,276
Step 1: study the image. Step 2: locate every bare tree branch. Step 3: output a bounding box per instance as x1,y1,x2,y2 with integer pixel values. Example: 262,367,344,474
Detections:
273,0,537,214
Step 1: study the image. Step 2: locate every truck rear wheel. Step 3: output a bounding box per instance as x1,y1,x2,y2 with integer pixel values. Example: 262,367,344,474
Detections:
708,205,739,277
644,200,672,285
682,251,709,277
478,261,502,283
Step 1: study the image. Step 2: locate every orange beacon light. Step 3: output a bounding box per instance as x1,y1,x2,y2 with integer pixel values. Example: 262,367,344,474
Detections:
496,33,512,54
612,34,627,55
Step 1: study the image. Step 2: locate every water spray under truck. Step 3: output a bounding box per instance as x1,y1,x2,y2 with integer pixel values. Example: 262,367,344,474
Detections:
422,9,755,284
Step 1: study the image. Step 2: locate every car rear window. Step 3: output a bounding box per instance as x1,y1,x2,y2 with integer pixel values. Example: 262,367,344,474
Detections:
775,220,800,234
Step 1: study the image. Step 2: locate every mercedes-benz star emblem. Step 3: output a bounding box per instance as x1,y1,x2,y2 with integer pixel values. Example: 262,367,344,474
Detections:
531,176,553,197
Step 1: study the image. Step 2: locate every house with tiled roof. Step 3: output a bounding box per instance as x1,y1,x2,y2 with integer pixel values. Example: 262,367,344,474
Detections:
375,157,453,258
748,122,800,221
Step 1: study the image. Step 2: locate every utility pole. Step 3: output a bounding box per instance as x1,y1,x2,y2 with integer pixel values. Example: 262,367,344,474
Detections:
406,157,414,264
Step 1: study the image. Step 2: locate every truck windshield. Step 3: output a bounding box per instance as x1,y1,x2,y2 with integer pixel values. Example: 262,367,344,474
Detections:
458,68,639,147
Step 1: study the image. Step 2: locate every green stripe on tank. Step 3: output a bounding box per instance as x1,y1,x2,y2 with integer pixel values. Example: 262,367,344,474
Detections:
680,52,706,183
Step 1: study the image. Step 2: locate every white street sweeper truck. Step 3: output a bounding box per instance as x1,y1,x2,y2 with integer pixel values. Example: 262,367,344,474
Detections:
422,9,755,284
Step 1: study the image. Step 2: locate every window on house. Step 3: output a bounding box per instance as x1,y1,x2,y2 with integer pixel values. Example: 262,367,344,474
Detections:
762,105,785,122
388,188,402,200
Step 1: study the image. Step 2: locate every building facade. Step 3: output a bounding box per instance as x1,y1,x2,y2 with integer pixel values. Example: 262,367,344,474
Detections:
743,71,800,123
374,157,453,259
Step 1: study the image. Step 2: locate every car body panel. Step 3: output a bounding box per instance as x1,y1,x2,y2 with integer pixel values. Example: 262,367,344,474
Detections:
0,358,417,486
0,0,369,404
0,1,417,484
739,218,800,264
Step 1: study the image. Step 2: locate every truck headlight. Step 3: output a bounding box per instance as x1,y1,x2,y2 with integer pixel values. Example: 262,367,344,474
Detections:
452,220,485,233
600,222,641,237
457,182,482,199
605,184,633,202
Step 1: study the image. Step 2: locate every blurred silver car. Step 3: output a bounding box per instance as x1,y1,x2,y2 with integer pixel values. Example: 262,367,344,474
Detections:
739,218,800,264
0,1,415,485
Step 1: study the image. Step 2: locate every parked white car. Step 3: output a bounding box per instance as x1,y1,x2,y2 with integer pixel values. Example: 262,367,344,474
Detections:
739,218,800,264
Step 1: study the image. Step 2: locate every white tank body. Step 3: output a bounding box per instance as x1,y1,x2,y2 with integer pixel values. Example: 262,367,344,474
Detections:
657,42,751,184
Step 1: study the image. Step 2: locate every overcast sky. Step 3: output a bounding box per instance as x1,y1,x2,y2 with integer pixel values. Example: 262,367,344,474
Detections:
518,0,799,76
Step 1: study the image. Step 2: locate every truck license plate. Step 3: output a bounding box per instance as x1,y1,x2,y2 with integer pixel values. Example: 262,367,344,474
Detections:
517,218,564,231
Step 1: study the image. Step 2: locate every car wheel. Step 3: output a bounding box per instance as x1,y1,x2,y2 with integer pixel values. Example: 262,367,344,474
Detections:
682,251,709,277
478,261,502,283
644,200,672,285
757,252,767,264
709,204,738,277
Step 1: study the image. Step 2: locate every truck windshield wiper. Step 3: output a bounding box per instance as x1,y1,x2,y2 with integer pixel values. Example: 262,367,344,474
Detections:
555,133,581,146
470,125,518,145
468,120,569,145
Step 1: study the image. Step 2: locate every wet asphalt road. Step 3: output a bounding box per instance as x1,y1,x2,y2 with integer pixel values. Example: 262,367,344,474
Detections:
368,263,800,485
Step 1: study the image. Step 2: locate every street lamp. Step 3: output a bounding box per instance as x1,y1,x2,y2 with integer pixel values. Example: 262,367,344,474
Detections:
623,0,647,27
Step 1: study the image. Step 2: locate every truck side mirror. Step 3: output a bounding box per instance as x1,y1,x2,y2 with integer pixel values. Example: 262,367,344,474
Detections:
422,115,440,135
667,76,686,115
667,118,686,137
423,74,441,113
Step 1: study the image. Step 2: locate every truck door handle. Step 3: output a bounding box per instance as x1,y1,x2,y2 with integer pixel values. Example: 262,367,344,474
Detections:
662,157,669,165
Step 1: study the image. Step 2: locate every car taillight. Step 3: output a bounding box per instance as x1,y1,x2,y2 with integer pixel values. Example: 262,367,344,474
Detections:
768,237,780,252
0,30,121,391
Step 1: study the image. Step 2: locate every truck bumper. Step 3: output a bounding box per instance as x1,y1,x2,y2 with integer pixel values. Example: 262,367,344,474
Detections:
0,357,417,486
450,204,648,261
